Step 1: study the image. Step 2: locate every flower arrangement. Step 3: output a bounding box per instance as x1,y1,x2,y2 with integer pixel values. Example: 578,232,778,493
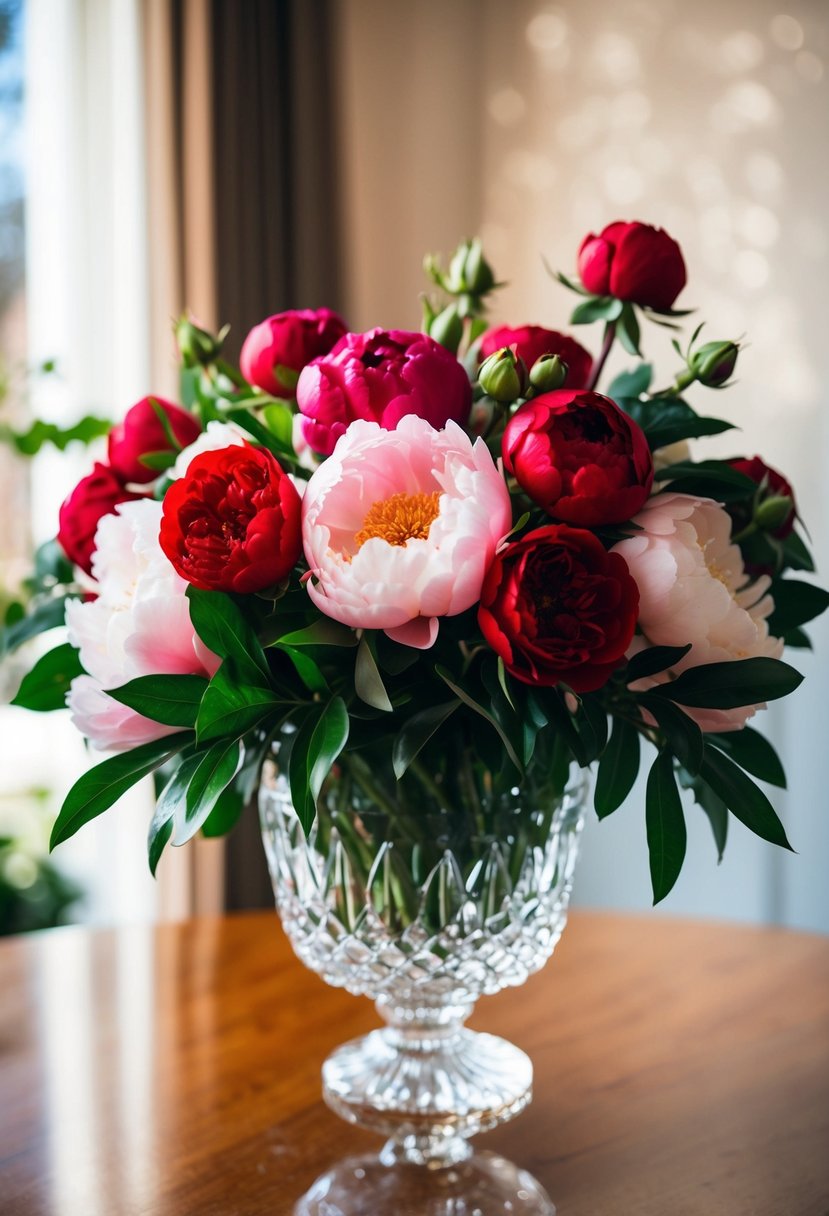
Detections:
6,221,828,904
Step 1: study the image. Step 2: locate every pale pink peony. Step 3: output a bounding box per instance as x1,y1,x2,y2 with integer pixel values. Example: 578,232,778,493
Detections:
301,416,513,648
66,499,218,752
611,492,783,731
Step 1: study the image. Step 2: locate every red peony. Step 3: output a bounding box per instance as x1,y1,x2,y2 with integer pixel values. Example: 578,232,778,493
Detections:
108,396,201,485
728,456,796,539
478,524,639,692
57,463,144,575
503,389,653,527
479,325,593,389
159,445,302,594
578,221,686,310
240,308,348,398
296,328,472,456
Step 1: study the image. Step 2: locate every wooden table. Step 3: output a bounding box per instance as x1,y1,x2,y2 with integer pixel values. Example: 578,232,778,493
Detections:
1,911,828,1215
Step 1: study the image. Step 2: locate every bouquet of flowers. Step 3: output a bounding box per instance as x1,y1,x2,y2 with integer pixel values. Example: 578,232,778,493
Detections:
7,220,827,905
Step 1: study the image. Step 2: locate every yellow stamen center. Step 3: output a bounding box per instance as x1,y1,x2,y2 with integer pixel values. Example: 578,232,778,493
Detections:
355,490,441,548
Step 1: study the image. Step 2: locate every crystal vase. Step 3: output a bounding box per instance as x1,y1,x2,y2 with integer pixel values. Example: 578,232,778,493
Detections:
260,731,586,1214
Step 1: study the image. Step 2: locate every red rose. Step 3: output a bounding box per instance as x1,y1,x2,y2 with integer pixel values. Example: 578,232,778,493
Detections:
57,463,144,575
578,221,686,310
296,328,472,456
159,445,302,593
503,389,653,526
108,396,201,485
728,456,796,539
478,524,639,692
479,325,593,389
240,308,348,397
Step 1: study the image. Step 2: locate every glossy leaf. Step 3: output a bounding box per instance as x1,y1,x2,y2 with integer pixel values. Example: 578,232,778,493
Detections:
608,363,653,399
594,717,639,819
186,587,271,685
1,596,68,656
179,738,242,844
570,296,623,325
11,643,83,712
196,665,280,742
767,580,829,634
109,674,208,727
355,637,393,712
274,619,358,648
646,750,687,904
435,665,523,773
706,727,786,789
639,694,703,775
289,697,350,835
625,643,691,682
392,700,460,779
700,745,792,850
651,657,802,710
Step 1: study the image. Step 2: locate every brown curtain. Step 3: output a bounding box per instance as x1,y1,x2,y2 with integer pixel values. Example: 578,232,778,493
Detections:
144,0,343,914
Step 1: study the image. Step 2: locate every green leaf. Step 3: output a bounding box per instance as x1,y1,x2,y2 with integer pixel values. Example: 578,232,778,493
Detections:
608,363,653,399
639,694,703,775
648,416,734,449
148,396,186,451
392,700,460,779
625,643,692,682
574,694,609,763
435,665,523,773
0,413,111,456
52,733,193,849
289,697,350,835
195,665,280,742
11,642,83,711
767,580,829,635
1,596,67,656
147,751,204,873
276,645,329,694
594,717,639,819
780,530,814,573
108,674,208,728
179,738,242,844
225,406,295,458
700,745,792,850
617,304,641,357
138,448,179,472
646,750,687,904
273,618,358,648
186,587,271,685
657,459,756,502
355,637,393,712
570,296,624,325
148,816,174,876
679,769,729,862
706,726,786,789
651,657,803,710
262,402,297,450
200,783,245,837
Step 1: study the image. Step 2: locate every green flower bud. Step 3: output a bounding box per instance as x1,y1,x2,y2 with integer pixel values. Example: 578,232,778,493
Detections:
478,347,528,403
529,353,568,393
445,239,496,296
175,315,225,369
755,494,794,532
690,339,739,388
429,303,464,354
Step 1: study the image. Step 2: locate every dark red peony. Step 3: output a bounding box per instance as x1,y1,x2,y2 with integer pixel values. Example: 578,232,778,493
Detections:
240,308,348,398
578,221,687,310
479,325,593,389
159,445,302,594
57,463,144,575
478,524,639,692
728,456,796,539
503,389,653,527
108,396,201,485
296,328,472,456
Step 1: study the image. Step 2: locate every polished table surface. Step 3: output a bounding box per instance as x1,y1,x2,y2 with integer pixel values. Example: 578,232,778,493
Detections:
1,910,828,1215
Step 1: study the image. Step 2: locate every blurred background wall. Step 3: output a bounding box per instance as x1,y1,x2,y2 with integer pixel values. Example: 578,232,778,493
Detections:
2,0,827,932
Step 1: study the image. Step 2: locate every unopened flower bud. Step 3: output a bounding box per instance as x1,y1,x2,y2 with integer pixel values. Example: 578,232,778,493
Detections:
691,340,739,388
755,494,794,532
478,347,528,403
429,303,464,353
446,239,496,296
529,353,568,393
175,315,225,369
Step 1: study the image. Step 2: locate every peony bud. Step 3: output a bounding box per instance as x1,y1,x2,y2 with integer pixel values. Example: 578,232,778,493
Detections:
529,353,568,393
175,315,224,369
478,347,528,403
755,495,794,532
690,340,739,388
429,303,464,353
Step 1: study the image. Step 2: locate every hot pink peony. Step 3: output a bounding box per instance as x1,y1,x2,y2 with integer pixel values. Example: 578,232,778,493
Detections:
240,308,347,397
296,328,472,456
301,416,512,649
611,493,783,731
66,499,219,752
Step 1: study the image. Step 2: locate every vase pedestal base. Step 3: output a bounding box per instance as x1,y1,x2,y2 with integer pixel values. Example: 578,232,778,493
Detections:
294,1149,556,1215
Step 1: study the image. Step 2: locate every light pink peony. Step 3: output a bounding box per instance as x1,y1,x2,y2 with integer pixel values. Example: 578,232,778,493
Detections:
66,499,218,752
612,492,783,731
301,416,512,648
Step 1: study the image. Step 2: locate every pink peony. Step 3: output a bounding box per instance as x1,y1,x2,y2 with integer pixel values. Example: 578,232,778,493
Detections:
296,328,472,456
66,499,219,752
240,308,347,397
301,416,512,649
611,493,783,731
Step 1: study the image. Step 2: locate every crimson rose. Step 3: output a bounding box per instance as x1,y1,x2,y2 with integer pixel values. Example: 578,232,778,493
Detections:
108,396,201,485
240,308,348,398
159,445,302,593
296,328,472,456
57,463,144,575
478,524,639,692
503,389,653,526
578,221,686,310
479,325,593,389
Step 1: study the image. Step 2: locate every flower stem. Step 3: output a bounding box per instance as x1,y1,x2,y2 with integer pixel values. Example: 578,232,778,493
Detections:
587,322,617,392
